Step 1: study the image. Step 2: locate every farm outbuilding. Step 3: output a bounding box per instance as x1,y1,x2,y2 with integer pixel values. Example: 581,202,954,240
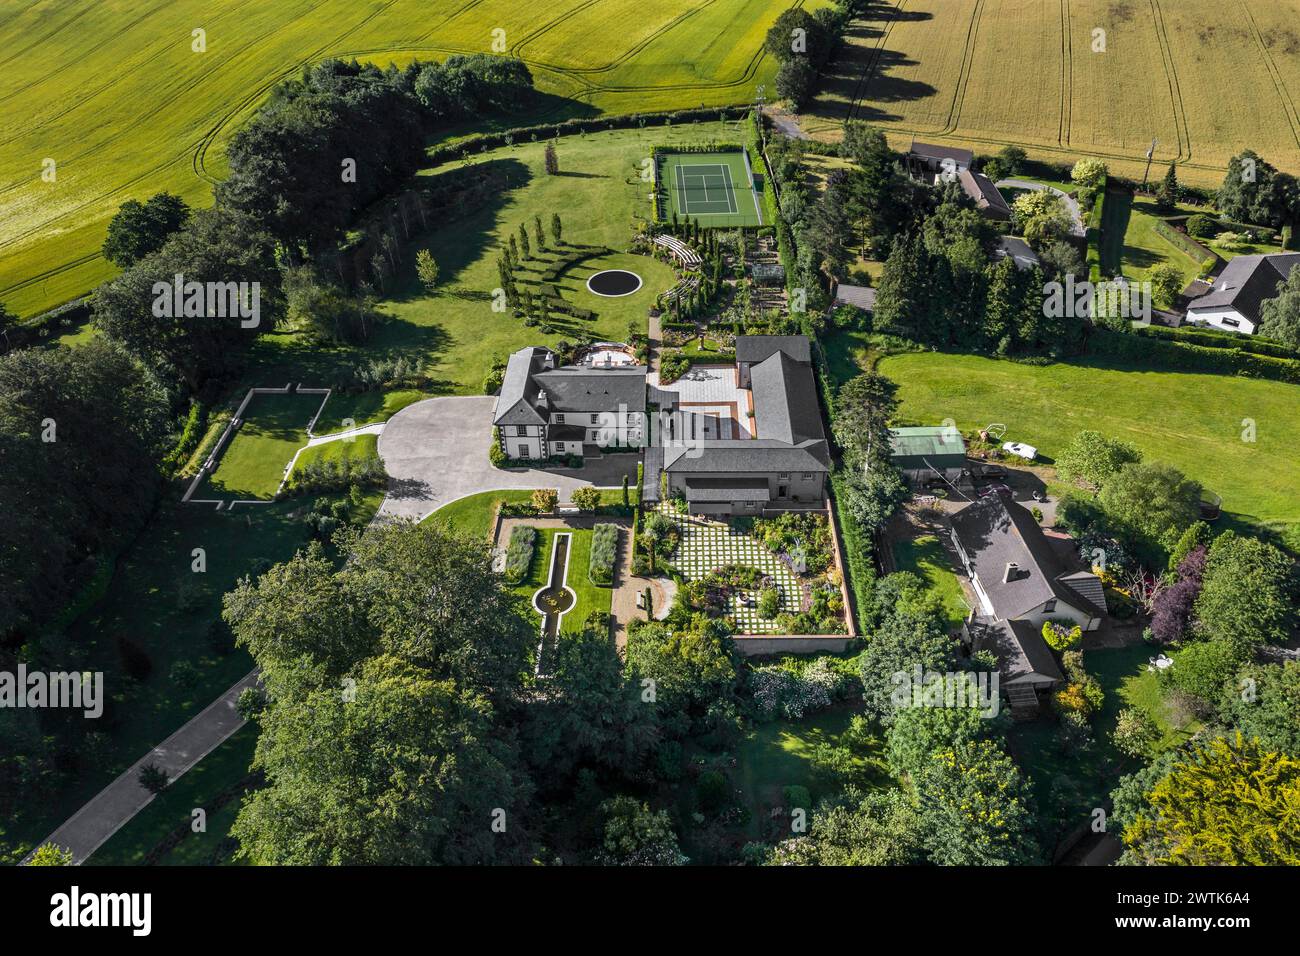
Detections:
889,425,967,484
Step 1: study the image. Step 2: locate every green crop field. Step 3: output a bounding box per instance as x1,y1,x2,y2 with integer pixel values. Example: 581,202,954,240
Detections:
877,350,1300,530
802,0,1300,188
0,0,834,319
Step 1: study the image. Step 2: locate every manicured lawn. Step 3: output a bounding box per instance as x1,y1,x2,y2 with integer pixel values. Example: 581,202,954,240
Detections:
86,724,258,867
880,350,1300,530
424,488,633,542
202,392,324,499
241,122,736,408
512,527,613,635
1088,645,1202,752
892,535,969,630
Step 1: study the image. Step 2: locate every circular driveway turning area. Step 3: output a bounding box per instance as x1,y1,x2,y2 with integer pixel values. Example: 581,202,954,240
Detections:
586,269,643,297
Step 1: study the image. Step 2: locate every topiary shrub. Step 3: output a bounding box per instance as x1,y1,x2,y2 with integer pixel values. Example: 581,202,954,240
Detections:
1186,214,1219,239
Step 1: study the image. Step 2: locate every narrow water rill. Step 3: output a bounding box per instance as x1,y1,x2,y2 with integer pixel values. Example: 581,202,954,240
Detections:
532,532,576,647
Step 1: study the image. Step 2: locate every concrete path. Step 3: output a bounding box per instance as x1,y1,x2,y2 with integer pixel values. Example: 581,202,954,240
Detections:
306,421,385,446
996,178,1087,237
376,396,636,523
27,670,259,865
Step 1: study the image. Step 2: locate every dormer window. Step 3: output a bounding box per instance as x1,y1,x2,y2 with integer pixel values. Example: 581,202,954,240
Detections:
555,414,565,424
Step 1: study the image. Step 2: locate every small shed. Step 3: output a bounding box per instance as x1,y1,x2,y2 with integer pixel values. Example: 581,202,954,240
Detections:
890,425,967,483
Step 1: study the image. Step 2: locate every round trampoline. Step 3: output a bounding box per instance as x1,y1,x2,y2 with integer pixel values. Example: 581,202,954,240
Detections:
586,269,643,297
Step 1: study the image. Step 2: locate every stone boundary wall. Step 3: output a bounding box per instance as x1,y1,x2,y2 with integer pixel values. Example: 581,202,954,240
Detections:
183,384,331,510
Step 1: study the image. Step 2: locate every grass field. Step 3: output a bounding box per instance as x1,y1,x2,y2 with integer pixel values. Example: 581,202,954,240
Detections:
800,0,1300,188
235,123,727,414
0,0,834,319
878,350,1300,529
201,391,324,499
891,535,969,629
289,432,379,475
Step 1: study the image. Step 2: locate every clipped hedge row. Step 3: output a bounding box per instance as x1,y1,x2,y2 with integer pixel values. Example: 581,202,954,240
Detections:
1089,329,1300,384
504,525,537,584
589,523,620,584
1152,219,1217,265
1133,323,1300,359
288,455,388,496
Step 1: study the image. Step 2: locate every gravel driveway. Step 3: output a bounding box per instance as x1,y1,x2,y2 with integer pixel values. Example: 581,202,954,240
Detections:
376,396,637,522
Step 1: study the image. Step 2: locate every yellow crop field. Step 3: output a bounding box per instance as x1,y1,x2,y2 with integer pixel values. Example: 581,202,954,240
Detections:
0,0,831,319
802,0,1300,186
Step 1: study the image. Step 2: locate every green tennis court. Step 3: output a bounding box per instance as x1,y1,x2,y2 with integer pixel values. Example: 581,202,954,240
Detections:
659,150,764,227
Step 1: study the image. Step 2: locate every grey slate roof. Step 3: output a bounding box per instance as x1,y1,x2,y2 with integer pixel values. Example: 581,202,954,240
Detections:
971,616,1064,685
492,346,550,426
951,493,1104,620
533,366,647,413
682,477,771,502
734,335,811,365
1186,253,1300,327
834,284,877,311
958,169,1011,219
995,236,1040,270
909,141,974,168
750,350,825,445
663,439,829,473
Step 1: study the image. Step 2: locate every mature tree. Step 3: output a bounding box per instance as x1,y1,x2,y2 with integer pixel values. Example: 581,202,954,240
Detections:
886,704,995,781
1112,707,1160,758
858,574,959,724
838,464,909,533
1098,461,1202,563
1218,150,1297,228
982,255,1022,352
1070,158,1108,191
1150,545,1207,644
102,192,190,268
0,339,168,641
1167,520,1213,572
873,232,930,339
1169,639,1247,705
623,619,739,739
1013,190,1072,249
0,300,16,347
415,249,439,293
1258,263,1300,349
233,654,531,865
1154,162,1179,213
775,55,816,108
1148,263,1183,309
763,7,826,64
1218,661,1300,754
765,788,925,865
522,626,659,785
833,371,899,469
1119,734,1300,865
802,170,854,279
914,737,1042,865
596,796,687,865
91,206,284,392
1193,534,1297,650
1055,429,1143,489
283,268,376,344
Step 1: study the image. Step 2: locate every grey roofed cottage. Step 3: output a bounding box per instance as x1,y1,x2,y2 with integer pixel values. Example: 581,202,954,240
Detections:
908,140,974,170
1184,252,1300,334
967,616,1065,688
957,168,1011,220
833,283,877,311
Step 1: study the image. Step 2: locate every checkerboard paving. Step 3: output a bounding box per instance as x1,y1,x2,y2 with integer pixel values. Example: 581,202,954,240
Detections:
657,503,801,634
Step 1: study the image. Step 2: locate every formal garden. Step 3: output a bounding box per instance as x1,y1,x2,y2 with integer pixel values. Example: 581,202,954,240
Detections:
645,504,848,636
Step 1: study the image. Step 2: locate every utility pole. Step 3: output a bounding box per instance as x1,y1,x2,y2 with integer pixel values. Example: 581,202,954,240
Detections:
1141,138,1157,190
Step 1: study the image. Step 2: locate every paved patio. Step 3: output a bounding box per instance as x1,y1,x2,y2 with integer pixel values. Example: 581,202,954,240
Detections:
657,503,801,633
650,364,753,438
